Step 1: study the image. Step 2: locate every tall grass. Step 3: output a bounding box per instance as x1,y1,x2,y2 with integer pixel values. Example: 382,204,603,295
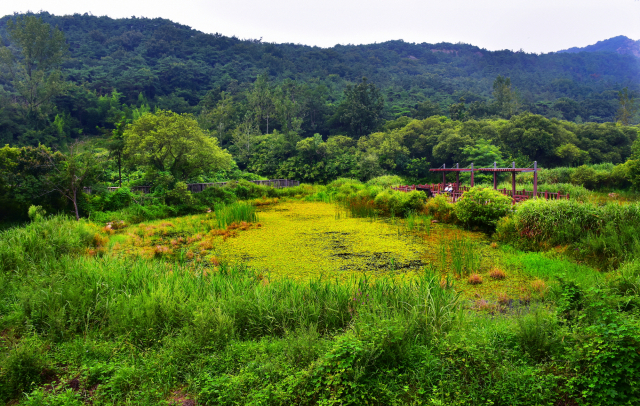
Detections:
497,198,640,268
2,255,460,347
438,232,480,277
0,216,98,273
214,202,258,229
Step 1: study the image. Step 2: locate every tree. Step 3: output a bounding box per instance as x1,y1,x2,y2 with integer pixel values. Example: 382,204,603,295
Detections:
248,74,275,134
198,91,237,146
412,100,442,119
335,77,384,138
41,142,103,221
492,76,519,118
0,16,67,118
123,110,233,183
231,114,260,166
616,87,638,126
449,97,466,121
106,116,126,187
461,139,505,168
555,143,589,166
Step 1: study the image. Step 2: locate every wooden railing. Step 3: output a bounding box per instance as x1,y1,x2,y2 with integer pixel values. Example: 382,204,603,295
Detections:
391,183,569,203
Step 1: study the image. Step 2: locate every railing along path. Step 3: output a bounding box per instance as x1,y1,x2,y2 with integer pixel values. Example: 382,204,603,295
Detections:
390,183,569,203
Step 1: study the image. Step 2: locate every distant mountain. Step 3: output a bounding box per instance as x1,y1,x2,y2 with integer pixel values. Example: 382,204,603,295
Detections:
557,36,640,58
1,12,639,134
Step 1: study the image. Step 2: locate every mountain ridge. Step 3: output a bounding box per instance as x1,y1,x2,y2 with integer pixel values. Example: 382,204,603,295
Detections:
557,35,640,58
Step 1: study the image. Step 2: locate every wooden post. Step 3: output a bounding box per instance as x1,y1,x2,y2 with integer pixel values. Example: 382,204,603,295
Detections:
470,163,474,187
533,161,538,198
442,164,446,191
493,162,497,190
511,161,516,200
455,163,460,191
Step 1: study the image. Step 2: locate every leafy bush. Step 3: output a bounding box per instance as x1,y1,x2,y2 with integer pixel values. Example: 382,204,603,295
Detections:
373,190,426,216
570,165,598,189
455,187,512,231
515,308,560,362
164,182,196,206
89,204,178,225
564,301,640,405
366,175,405,188
196,186,237,207
27,205,46,222
0,338,49,403
425,194,457,223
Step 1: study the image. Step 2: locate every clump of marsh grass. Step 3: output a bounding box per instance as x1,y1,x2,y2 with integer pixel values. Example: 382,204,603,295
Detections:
468,273,483,285
438,232,481,277
489,268,507,280
214,202,258,229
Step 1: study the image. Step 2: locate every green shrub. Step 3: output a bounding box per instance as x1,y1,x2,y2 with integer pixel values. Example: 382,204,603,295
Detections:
225,179,269,200
196,186,237,207
495,198,640,267
373,190,426,217
570,165,597,189
366,175,405,188
0,338,48,403
425,194,457,223
515,308,560,362
455,187,512,231
103,187,136,211
165,182,196,206
89,204,177,225
27,205,46,222
565,305,640,405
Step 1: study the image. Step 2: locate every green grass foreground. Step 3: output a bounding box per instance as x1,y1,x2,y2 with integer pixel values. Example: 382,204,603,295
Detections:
1,215,640,405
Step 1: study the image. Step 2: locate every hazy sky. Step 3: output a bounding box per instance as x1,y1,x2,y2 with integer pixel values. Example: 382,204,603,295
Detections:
1,0,639,53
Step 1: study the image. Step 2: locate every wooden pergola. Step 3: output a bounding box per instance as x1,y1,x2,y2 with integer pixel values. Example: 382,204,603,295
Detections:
396,161,566,202
477,161,539,201
429,163,476,191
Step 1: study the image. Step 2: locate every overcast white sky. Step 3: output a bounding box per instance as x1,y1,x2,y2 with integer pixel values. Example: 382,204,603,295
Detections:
1,0,639,53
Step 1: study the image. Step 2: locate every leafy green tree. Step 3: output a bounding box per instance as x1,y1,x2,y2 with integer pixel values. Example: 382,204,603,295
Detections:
412,100,442,119
198,91,237,146
248,74,275,134
616,87,637,126
123,110,233,184
106,116,126,187
461,138,505,168
449,97,466,121
231,114,260,167
41,142,104,220
335,77,384,138
357,130,409,171
555,143,589,166
492,76,519,118
0,16,67,118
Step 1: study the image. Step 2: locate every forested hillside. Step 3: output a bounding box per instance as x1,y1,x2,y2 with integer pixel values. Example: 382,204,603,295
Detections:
1,12,640,148
558,35,640,58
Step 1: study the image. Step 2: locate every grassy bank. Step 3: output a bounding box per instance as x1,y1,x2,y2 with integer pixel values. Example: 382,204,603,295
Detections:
1,212,639,405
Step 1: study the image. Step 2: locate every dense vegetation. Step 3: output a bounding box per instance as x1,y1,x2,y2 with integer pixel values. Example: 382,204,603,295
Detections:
1,15,640,405
0,180,639,405
1,12,639,147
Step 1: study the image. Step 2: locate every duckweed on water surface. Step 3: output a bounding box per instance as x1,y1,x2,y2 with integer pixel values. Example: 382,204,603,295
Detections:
218,201,428,279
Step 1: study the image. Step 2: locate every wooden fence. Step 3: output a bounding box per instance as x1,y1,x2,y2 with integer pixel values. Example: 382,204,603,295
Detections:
84,179,299,194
